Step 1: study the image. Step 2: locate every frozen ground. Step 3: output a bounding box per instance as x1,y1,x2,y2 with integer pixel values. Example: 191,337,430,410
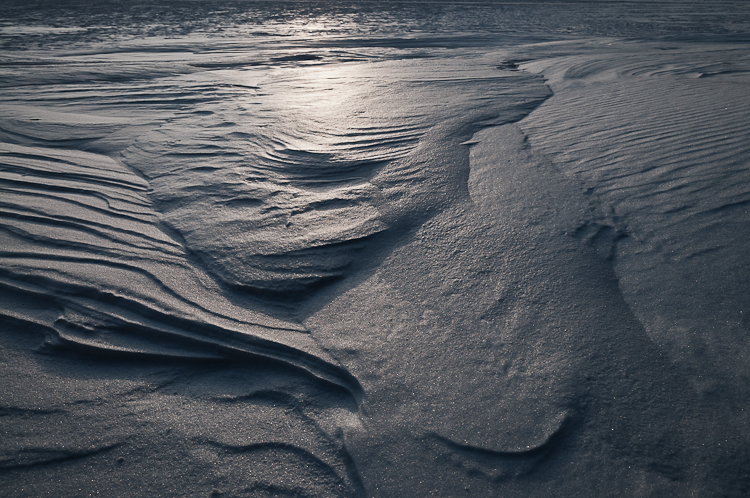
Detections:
1,1,749,496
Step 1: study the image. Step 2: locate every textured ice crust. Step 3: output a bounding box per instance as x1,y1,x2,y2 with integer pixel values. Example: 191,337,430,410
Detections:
119,59,549,303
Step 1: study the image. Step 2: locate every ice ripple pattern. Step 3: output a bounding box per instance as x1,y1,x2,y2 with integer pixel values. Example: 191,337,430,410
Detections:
120,59,549,301
519,43,750,393
0,142,362,395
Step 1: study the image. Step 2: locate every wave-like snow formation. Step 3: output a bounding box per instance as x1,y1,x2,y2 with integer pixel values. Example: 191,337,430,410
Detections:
516,41,750,396
120,60,548,302
0,50,549,389
0,141,366,391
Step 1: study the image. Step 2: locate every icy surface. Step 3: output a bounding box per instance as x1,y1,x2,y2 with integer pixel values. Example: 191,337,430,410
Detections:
2,1,750,496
